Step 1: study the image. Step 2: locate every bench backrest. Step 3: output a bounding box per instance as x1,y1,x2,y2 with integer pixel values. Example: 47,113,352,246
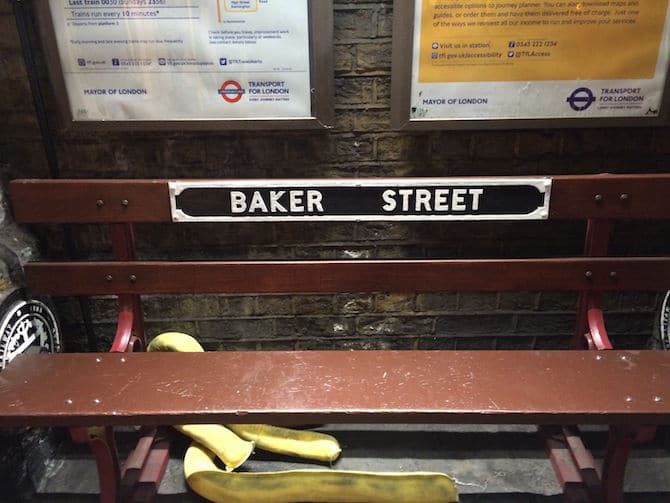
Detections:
9,175,670,299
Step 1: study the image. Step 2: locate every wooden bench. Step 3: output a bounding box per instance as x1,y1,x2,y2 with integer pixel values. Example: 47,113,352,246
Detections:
2,174,670,503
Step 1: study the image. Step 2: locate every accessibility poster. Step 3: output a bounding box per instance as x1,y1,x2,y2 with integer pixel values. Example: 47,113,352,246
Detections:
411,0,670,121
47,0,312,121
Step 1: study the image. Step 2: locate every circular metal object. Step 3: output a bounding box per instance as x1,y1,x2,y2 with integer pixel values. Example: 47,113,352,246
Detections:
0,294,61,370
96,199,105,208
659,291,670,350
594,194,603,203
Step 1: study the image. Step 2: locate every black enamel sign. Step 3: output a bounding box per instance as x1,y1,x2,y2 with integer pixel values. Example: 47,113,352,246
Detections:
170,179,552,222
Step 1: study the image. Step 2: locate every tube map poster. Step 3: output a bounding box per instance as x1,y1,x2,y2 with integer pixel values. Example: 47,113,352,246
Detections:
48,0,312,121
411,0,670,121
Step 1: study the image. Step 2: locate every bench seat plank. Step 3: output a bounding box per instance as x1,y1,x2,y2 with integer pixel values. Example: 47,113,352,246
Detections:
1,350,669,427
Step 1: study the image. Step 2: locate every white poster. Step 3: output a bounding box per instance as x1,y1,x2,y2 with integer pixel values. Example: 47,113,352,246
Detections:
48,0,312,121
410,0,670,121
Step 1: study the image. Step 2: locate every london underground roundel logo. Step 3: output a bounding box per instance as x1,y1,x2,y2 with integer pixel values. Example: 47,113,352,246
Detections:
0,298,61,370
219,80,245,103
567,87,596,112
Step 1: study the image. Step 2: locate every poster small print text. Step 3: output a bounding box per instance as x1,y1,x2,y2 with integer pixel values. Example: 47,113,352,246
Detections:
49,0,312,121
411,0,670,121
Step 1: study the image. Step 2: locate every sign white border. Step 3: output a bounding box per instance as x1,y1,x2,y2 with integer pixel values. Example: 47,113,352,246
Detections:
169,178,552,222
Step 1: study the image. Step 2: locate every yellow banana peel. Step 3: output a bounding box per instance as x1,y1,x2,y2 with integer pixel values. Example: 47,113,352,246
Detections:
227,424,341,463
148,332,341,464
175,424,254,472
185,442,459,503
149,332,459,503
147,332,205,353
148,333,252,470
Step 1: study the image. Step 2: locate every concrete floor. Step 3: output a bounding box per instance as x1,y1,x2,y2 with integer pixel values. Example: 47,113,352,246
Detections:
29,425,670,502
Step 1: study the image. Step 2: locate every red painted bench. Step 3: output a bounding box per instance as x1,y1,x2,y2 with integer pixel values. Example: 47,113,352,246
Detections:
2,174,670,503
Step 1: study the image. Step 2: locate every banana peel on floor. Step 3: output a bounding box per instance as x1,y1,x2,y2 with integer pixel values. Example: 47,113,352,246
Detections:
227,424,341,463
185,442,459,503
148,332,459,502
147,333,341,465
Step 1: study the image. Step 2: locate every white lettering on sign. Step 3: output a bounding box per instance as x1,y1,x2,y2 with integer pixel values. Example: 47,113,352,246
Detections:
381,188,484,212
231,190,324,214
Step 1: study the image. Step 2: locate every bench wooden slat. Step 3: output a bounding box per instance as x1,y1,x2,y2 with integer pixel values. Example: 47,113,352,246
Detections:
10,174,670,223
10,179,171,224
0,351,668,427
25,258,670,295
550,174,670,219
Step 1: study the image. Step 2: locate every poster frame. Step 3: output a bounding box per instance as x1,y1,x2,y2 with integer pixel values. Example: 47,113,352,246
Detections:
391,0,670,130
34,0,334,131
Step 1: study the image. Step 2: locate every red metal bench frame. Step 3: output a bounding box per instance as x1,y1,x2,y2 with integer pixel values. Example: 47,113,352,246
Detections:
4,174,670,503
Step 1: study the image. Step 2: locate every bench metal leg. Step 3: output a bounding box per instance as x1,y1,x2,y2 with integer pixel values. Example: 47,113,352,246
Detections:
543,426,603,503
121,427,170,503
574,219,612,350
110,224,145,353
71,426,121,503
601,426,658,503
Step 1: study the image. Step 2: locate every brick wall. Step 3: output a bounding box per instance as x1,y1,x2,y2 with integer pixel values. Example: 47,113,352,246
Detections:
1,0,669,352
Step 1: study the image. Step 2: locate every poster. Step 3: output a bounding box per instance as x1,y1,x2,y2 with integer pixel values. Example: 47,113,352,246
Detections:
47,0,312,121
410,0,670,121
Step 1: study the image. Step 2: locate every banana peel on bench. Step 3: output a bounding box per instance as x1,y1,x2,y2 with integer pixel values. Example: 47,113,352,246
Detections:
185,442,459,503
147,332,341,466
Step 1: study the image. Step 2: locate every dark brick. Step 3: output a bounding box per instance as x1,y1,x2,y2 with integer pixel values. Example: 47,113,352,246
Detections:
418,337,456,350
617,292,660,312
606,312,655,335
534,335,571,349
275,316,355,337
335,44,356,74
256,296,293,315
495,336,536,350
197,319,274,340
293,295,334,315
221,297,256,317
459,293,498,311
499,292,539,311
377,135,431,161
538,293,578,311
374,77,391,103
515,314,575,335
144,321,199,341
335,77,374,104
435,315,513,336
334,9,377,40
416,293,458,312
373,293,414,313
143,295,222,320
335,294,373,314
454,337,496,349
357,316,434,336
356,42,391,72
